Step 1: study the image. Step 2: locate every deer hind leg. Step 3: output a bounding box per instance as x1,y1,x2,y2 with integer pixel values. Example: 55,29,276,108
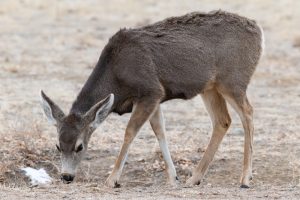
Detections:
222,92,254,188
105,97,160,188
186,88,231,186
149,105,178,185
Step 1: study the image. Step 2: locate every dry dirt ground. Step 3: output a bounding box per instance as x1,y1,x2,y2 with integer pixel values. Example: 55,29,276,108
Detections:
0,0,300,199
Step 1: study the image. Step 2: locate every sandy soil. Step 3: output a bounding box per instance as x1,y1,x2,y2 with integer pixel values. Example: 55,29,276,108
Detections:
0,0,300,199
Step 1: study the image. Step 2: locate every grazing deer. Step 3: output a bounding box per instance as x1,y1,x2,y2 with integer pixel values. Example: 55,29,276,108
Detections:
40,10,264,188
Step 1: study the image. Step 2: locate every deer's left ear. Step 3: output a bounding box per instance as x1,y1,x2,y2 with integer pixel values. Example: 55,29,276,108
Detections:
40,90,65,126
83,94,114,129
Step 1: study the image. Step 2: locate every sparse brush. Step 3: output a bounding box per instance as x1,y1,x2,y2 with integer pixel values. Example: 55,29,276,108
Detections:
0,123,60,187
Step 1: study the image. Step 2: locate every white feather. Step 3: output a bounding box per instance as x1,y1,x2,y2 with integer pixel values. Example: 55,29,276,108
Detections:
21,167,52,186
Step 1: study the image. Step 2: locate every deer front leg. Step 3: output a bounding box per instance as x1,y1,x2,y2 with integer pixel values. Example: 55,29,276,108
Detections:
149,105,178,186
105,98,159,188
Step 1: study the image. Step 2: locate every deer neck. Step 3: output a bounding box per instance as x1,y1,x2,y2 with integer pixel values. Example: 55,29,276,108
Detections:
70,61,115,115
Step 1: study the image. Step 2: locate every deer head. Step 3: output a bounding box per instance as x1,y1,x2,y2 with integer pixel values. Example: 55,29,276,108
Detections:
40,90,114,183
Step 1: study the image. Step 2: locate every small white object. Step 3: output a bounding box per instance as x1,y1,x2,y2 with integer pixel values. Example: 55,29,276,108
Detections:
258,24,265,55
21,167,52,186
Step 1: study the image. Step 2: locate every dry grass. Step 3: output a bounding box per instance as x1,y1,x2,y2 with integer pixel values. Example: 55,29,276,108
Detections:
0,123,59,187
0,121,198,188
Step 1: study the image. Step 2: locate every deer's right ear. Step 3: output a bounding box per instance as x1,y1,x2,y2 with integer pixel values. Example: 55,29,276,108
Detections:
84,94,114,129
40,90,65,126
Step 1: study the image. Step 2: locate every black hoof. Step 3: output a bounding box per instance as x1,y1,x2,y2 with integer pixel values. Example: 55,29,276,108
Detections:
195,180,201,185
249,176,253,181
114,181,121,188
240,184,250,189
175,176,179,181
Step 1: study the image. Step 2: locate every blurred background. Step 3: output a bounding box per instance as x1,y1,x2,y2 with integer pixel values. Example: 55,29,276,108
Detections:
0,0,299,199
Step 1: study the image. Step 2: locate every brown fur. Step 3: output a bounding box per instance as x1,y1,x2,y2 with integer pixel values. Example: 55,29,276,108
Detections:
41,10,263,188
71,10,262,116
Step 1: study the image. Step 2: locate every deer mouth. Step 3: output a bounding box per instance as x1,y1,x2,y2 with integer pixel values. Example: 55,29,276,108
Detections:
61,173,74,184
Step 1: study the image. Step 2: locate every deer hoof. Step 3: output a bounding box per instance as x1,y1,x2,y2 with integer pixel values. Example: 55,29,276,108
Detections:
105,176,121,188
168,176,180,187
240,184,250,189
114,181,121,188
185,176,201,187
240,173,252,188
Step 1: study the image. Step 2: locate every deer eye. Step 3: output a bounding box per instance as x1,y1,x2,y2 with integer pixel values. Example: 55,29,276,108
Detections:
76,144,83,153
56,144,61,152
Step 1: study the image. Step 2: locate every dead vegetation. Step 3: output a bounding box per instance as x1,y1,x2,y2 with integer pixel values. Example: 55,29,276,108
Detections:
0,121,198,188
0,123,59,187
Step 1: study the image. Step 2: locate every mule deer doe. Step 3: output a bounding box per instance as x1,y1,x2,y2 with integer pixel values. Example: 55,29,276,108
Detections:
40,10,264,188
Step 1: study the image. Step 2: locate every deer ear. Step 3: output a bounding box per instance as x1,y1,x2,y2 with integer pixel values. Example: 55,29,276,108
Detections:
84,94,114,129
40,90,65,126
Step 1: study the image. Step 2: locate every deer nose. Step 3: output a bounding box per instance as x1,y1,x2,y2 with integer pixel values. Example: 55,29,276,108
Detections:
61,173,74,183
